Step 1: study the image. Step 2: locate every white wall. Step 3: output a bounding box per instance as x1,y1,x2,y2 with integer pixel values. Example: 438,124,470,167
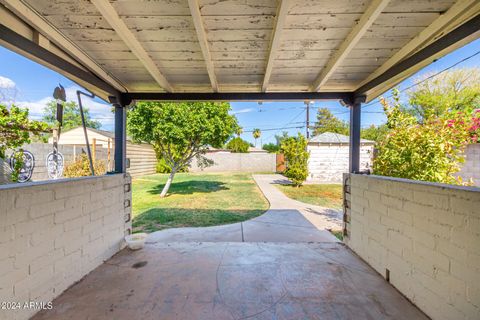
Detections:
344,174,480,320
49,127,112,148
307,144,373,182
0,174,132,320
457,144,480,186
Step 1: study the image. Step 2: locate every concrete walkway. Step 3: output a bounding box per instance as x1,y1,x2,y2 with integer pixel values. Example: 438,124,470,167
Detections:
148,174,341,243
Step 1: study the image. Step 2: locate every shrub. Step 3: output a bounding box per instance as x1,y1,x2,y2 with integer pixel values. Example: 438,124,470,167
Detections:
280,133,309,186
64,154,106,177
226,137,250,153
373,90,479,185
262,142,280,153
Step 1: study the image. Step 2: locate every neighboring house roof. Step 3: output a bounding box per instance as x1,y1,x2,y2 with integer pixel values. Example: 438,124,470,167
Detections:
84,127,115,140
63,126,133,141
309,132,374,145
48,126,138,146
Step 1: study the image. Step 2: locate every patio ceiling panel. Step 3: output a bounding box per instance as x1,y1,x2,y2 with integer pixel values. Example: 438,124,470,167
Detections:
1,0,479,100
272,0,368,92
25,0,164,92
198,0,277,91
324,0,457,91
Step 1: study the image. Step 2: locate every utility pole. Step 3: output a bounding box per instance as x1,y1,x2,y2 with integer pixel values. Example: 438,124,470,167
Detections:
305,101,311,139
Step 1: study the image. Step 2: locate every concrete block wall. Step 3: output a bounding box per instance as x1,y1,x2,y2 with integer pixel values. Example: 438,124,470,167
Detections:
189,152,276,173
457,144,480,186
344,174,480,320
0,174,131,320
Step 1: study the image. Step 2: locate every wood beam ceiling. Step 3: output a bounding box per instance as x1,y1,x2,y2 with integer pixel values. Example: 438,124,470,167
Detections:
355,14,480,98
188,0,218,92
91,0,173,92
356,0,480,91
262,0,291,92
311,0,391,92
0,24,119,98
0,0,125,93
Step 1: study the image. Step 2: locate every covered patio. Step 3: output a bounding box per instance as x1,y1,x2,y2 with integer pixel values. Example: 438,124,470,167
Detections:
1,0,479,319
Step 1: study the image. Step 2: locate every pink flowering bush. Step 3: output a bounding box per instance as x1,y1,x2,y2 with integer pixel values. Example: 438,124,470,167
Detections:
373,90,478,185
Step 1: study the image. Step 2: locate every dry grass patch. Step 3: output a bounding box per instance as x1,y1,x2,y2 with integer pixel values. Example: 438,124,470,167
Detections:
276,183,343,209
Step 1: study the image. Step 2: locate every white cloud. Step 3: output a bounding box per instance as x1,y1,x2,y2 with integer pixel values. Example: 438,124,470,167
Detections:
14,86,114,129
0,76,15,89
231,108,254,114
0,76,18,104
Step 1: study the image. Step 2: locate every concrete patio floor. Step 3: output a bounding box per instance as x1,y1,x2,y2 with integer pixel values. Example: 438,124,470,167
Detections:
31,175,428,319
32,242,428,320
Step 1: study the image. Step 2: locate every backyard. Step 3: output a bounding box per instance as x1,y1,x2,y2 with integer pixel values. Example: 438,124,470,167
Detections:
276,183,343,209
132,173,269,232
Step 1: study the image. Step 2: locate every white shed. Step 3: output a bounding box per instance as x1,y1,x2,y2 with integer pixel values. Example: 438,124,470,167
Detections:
307,132,374,183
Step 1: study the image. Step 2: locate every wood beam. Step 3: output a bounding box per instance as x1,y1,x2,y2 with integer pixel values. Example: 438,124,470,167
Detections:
91,0,173,92
0,24,120,99
188,0,218,92
262,0,290,92
312,0,391,92
121,92,354,104
0,0,125,93
356,0,480,91
355,14,480,98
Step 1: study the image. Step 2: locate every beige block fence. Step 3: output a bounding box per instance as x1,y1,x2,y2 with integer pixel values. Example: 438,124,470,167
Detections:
0,174,131,320
343,174,480,320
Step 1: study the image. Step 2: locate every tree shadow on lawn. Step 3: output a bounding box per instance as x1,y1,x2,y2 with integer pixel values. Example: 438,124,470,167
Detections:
147,180,229,196
133,208,264,233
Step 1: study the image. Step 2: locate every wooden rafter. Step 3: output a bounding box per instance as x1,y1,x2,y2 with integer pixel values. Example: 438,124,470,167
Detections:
356,13,480,101
262,0,290,92
355,0,480,91
91,0,173,92
0,0,125,92
312,0,391,92
188,0,218,92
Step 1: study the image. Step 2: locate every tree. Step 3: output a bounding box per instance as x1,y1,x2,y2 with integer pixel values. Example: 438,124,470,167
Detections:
373,90,479,185
408,68,480,121
226,137,250,153
43,100,101,131
0,104,50,181
361,124,388,142
262,132,290,153
262,143,279,153
280,133,309,186
252,128,261,147
127,101,240,197
313,108,349,136
275,131,289,146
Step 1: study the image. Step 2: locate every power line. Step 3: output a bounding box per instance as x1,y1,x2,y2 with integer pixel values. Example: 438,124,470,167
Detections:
262,108,306,141
243,125,305,133
362,49,480,109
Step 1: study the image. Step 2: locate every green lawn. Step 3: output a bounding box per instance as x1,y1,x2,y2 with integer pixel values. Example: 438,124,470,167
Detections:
276,184,343,209
132,173,269,233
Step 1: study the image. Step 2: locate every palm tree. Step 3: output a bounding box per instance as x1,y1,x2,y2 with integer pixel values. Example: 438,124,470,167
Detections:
252,128,261,147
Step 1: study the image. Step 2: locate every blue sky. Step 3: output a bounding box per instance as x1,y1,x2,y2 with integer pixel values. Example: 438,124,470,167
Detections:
1,38,479,145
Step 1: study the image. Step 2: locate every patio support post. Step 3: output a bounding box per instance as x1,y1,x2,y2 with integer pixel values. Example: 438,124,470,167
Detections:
349,97,365,173
112,97,127,173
